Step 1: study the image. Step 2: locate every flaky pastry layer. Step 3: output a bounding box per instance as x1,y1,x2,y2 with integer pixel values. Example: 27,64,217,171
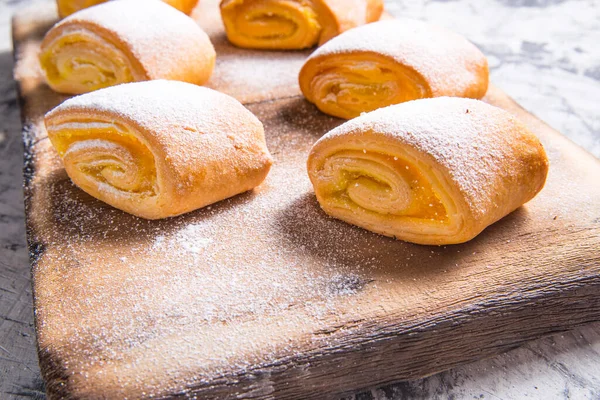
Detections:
45,80,273,219
220,0,384,50
41,0,215,94
307,97,549,245
300,19,489,119
301,52,430,119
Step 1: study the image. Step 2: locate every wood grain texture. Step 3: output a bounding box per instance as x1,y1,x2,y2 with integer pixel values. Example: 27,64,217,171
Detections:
12,1,600,399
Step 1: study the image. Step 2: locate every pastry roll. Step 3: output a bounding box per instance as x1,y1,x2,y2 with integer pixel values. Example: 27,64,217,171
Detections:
299,19,489,119
40,0,215,94
44,80,273,220
56,0,199,18
220,0,384,50
307,97,549,245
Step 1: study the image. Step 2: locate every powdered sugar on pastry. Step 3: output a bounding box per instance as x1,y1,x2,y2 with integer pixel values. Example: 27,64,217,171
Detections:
45,80,273,219
40,0,215,93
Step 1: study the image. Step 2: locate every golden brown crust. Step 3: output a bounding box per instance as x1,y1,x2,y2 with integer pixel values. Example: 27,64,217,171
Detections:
44,80,273,219
307,97,549,245
299,19,489,119
41,0,215,94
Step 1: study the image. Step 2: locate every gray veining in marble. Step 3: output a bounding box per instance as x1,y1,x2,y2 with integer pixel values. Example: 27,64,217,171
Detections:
0,0,599,399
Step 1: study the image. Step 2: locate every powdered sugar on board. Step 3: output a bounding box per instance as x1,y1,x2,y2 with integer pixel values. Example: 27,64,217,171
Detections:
205,50,310,103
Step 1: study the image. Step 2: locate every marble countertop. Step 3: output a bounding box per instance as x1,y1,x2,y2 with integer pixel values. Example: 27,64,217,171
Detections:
1,0,599,399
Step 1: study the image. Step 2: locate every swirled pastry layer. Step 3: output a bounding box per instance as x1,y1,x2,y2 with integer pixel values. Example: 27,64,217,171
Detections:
220,0,384,49
307,97,549,245
299,19,489,119
45,80,273,220
57,0,199,18
40,0,215,94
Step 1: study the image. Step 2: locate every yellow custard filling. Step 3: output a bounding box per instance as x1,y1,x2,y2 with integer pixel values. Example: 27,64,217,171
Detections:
50,122,156,195
40,32,134,93
221,0,322,49
322,150,447,222
307,54,430,119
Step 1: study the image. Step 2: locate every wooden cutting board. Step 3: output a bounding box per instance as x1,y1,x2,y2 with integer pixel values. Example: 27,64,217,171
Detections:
12,1,600,399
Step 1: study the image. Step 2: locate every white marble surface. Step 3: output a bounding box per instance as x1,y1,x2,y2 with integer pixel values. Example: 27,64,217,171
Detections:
0,0,599,399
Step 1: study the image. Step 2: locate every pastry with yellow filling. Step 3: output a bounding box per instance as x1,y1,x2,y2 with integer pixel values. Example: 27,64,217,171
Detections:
220,0,384,50
307,97,549,245
44,80,273,219
56,0,200,18
299,19,489,119
40,0,215,94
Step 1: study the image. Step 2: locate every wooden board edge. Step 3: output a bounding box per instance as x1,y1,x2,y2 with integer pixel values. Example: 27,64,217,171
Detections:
12,21,56,399
161,274,600,399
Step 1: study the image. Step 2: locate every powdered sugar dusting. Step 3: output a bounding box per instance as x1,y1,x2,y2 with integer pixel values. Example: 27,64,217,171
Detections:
205,50,309,103
153,223,213,254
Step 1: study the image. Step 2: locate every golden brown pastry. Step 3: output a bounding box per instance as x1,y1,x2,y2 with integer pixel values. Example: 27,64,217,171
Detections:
44,80,273,219
307,97,549,245
40,0,215,94
56,0,199,18
220,0,384,50
299,19,489,119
